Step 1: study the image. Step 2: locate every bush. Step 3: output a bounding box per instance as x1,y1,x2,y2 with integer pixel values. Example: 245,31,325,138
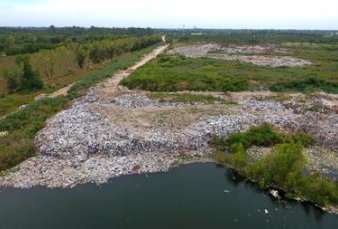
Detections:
221,77,249,92
210,124,337,208
292,133,316,146
228,142,248,168
304,172,338,206
253,143,306,190
270,76,338,94
226,124,284,148
4,70,21,93
0,136,35,170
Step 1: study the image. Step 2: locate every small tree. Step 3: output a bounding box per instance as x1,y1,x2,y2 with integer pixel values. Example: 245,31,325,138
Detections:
19,57,44,91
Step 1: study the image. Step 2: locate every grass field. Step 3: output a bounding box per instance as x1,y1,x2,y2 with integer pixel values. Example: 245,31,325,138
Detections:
121,44,338,93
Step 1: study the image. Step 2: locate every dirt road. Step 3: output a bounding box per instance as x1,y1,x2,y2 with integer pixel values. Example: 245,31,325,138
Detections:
39,43,169,99
103,44,169,95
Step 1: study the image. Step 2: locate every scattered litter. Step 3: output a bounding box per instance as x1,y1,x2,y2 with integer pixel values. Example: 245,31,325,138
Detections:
269,189,280,199
0,131,8,138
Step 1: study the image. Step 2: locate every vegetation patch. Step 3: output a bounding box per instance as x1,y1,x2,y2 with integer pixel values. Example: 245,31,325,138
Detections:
210,124,338,208
121,55,249,92
121,43,338,93
270,76,338,94
148,93,227,104
0,97,68,170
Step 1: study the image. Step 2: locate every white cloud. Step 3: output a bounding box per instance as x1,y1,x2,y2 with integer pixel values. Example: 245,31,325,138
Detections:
1,0,338,29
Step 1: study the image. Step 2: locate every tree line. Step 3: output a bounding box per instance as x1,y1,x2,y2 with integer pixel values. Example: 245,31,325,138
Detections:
0,26,156,56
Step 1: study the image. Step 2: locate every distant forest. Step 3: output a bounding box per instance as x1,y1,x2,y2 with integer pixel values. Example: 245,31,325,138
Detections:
160,28,338,45
0,26,155,56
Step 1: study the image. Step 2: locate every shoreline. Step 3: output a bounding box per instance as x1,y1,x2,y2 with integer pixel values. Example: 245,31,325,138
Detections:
1,156,338,216
0,153,213,189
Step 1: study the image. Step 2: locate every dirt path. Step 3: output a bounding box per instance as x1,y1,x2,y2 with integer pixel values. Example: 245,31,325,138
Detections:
33,43,169,100
103,44,169,95
48,83,75,98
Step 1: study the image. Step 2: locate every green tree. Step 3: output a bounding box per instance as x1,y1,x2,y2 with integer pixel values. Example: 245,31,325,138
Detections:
20,57,44,91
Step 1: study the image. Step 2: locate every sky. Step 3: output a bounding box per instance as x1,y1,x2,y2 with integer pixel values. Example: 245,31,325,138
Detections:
1,0,338,30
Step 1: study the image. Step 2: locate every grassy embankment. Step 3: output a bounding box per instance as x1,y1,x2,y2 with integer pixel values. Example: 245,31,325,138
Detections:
0,45,157,172
210,124,338,210
121,44,338,93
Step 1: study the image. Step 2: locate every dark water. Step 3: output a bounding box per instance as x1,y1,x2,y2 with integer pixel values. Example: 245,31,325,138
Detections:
0,163,337,229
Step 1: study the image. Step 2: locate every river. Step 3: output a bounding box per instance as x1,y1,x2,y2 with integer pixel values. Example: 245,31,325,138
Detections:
0,163,337,229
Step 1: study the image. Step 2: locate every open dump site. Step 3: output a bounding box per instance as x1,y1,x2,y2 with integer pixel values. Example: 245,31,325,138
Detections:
169,44,312,67
0,44,337,188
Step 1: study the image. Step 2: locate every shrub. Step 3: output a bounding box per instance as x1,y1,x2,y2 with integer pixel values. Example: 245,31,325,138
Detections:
304,172,338,206
270,76,338,93
228,142,248,168
210,124,337,208
221,77,249,92
226,124,284,148
254,143,306,191
4,70,21,93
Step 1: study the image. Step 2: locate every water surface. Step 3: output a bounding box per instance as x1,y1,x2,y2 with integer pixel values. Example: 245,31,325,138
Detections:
0,163,337,229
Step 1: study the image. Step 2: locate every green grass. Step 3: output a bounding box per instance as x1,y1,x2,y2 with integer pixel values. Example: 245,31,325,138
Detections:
270,76,338,93
0,97,69,169
121,44,338,93
0,45,158,172
147,92,227,104
0,92,42,117
210,124,338,209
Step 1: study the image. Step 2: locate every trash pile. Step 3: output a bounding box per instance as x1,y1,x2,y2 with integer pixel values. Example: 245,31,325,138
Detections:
169,44,312,67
